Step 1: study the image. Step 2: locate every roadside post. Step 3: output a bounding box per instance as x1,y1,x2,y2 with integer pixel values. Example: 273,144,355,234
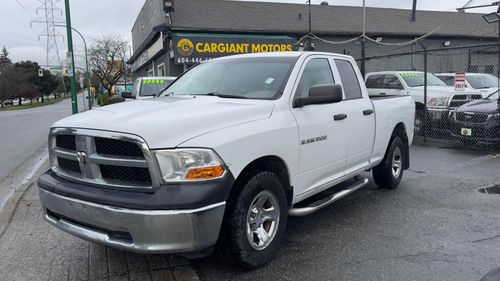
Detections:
64,0,78,114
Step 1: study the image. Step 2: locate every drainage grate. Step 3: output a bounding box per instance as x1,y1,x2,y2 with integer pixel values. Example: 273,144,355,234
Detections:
479,184,500,194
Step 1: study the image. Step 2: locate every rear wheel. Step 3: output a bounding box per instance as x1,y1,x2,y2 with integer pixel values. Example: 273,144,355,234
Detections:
224,171,288,269
414,108,425,135
373,137,405,189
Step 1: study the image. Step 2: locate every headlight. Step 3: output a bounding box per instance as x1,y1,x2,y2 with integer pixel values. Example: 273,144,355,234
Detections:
153,149,225,182
428,97,450,108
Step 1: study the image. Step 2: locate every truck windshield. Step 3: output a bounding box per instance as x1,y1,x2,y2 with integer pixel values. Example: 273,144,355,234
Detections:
400,73,447,87
160,57,297,100
137,78,175,97
466,74,499,89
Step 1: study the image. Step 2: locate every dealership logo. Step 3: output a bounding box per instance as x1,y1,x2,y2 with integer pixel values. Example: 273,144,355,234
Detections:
177,39,194,56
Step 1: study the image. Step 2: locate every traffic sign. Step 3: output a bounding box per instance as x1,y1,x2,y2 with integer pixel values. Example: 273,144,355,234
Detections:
455,72,466,92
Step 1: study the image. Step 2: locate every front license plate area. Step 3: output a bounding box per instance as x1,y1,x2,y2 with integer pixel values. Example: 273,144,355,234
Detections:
461,128,472,136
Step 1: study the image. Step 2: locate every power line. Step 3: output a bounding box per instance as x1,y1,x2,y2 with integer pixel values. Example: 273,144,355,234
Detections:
0,25,39,43
14,0,35,19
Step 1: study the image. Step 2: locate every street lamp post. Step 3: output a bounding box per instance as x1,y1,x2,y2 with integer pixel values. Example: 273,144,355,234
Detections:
55,24,92,110
64,0,78,114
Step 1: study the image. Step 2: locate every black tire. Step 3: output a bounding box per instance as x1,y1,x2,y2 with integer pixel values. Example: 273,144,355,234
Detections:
373,137,405,189
414,108,425,136
224,171,288,269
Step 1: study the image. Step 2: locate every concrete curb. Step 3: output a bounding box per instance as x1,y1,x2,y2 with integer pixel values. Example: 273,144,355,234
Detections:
0,146,49,238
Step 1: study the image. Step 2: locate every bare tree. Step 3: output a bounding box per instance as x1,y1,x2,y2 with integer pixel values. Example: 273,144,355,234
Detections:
89,35,129,96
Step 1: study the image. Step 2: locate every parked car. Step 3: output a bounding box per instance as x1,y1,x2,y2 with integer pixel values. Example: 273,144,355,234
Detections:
2,100,14,106
365,71,483,133
38,52,415,268
450,91,499,145
121,76,177,100
436,73,499,97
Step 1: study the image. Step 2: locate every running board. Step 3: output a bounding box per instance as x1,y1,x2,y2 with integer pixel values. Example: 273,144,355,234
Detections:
288,177,369,217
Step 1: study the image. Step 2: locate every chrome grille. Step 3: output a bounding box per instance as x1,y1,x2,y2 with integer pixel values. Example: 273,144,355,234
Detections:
56,135,76,151
456,112,490,123
94,137,144,157
449,94,482,108
49,128,160,190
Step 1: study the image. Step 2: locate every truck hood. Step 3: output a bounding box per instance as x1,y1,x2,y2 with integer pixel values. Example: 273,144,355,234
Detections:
52,96,274,148
456,99,499,114
410,86,481,96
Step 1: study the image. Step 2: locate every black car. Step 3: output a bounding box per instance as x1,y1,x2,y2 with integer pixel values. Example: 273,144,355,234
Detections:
451,92,499,145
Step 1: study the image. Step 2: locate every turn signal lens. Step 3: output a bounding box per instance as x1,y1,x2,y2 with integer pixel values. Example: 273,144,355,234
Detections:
186,165,225,180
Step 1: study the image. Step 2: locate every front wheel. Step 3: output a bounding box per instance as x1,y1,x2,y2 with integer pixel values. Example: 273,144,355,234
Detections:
224,171,288,269
373,137,405,189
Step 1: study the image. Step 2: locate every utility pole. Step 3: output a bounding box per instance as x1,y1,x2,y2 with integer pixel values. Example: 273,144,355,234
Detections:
361,0,366,77
64,0,78,114
410,0,417,22
54,24,92,109
308,0,312,34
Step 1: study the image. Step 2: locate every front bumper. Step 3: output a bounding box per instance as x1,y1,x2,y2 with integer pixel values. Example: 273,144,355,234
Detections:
39,188,225,254
450,120,500,142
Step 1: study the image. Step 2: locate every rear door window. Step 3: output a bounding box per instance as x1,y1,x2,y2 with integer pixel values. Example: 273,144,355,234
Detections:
366,75,384,88
383,75,404,89
335,59,362,100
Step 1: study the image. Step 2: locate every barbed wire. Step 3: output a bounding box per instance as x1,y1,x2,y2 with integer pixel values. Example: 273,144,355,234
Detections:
296,0,482,48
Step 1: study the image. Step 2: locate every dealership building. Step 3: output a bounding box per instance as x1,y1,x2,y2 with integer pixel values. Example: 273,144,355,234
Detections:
129,0,499,78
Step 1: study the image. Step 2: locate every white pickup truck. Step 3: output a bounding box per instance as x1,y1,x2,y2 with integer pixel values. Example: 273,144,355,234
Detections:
38,52,414,268
365,71,483,133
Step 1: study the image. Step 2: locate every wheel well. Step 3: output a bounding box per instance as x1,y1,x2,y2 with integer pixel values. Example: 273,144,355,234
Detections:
415,102,425,111
230,156,293,207
391,123,410,170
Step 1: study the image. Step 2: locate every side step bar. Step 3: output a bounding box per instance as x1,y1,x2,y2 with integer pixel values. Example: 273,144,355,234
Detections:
288,176,369,217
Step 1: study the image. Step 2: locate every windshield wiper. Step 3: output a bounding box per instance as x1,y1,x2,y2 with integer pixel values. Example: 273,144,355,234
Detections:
192,92,248,99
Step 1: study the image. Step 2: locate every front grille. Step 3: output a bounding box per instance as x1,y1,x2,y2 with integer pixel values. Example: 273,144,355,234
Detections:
456,112,489,123
49,129,158,189
57,157,81,173
56,135,76,151
449,94,482,108
100,165,151,183
95,137,144,157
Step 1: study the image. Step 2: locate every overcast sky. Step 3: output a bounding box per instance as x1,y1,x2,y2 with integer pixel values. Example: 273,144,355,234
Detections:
0,0,496,68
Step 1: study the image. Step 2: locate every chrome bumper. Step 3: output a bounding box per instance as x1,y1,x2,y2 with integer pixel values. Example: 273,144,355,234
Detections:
39,188,225,254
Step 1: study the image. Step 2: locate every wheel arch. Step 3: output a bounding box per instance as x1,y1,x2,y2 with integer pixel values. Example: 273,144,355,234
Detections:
229,156,293,208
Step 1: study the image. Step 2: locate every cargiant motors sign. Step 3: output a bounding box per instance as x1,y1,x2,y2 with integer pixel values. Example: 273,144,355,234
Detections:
172,33,295,65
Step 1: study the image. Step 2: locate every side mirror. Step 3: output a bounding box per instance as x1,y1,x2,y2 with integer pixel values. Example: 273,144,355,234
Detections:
294,84,343,108
121,91,135,99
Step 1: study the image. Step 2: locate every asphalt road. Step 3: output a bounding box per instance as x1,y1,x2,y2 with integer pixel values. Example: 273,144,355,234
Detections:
0,95,86,183
194,144,500,281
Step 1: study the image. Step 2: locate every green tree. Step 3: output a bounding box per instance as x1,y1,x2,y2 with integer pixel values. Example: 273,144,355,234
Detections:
14,61,60,102
0,46,11,70
0,66,30,107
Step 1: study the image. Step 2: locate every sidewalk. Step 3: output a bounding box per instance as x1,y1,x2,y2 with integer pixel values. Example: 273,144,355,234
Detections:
0,166,200,281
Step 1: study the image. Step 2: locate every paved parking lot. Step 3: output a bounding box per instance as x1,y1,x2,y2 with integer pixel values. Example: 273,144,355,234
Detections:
0,142,498,281
0,171,199,281
194,143,500,281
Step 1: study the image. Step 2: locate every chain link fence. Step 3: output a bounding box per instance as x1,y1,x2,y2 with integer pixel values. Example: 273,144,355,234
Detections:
360,44,500,151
